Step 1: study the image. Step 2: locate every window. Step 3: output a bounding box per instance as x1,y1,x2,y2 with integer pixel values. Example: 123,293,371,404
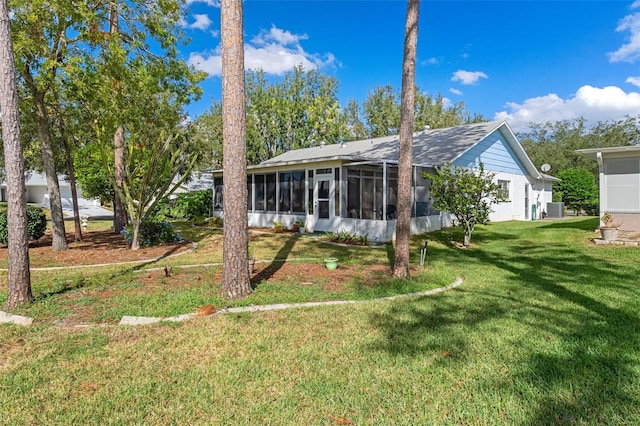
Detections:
279,170,305,213
334,168,341,216
254,174,265,211
265,173,276,211
213,177,223,210
346,167,387,220
291,171,305,213
247,175,253,211
498,180,510,201
278,172,292,212
308,170,314,214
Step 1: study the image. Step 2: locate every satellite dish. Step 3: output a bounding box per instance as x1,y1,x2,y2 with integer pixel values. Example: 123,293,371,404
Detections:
541,163,551,172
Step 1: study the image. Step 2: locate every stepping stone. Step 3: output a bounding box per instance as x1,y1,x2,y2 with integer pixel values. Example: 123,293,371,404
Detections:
119,316,162,326
0,310,33,326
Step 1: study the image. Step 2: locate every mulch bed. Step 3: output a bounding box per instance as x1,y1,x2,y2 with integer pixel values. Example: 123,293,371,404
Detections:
1,230,192,268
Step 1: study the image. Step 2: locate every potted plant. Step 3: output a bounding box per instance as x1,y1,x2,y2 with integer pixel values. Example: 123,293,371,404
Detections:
600,212,619,241
296,218,306,234
324,257,338,270
272,220,283,233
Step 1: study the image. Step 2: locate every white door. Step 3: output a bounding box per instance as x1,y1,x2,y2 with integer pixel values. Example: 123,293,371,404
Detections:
313,174,332,231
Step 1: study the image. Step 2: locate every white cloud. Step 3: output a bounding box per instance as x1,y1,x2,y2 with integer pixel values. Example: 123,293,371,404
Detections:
494,85,640,132
608,2,640,63
451,70,488,85
187,51,222,76
449,88,463,96
184,14,212,31
187,25,336,77
423,57,440,66
627,76,640,87
252,25,307,46
185,0,220,6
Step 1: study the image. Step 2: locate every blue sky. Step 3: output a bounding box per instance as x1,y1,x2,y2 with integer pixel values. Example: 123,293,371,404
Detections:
180,0,640,133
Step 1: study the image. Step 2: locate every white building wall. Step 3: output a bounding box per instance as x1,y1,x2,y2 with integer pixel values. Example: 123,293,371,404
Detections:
490,172,548,222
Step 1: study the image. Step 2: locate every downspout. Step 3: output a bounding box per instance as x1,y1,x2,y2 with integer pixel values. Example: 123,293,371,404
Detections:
597,151,604,224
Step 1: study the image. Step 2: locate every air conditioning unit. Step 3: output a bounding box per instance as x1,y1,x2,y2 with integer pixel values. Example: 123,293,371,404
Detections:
546,202,564,218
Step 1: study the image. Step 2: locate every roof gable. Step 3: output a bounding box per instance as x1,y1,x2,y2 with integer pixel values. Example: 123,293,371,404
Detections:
257,121,542,179
260,121,503,166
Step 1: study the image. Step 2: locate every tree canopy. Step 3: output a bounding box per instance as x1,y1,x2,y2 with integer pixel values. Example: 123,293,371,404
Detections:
193,67,487,166
555,168,598,215
519,116,640,178
425,163,504,247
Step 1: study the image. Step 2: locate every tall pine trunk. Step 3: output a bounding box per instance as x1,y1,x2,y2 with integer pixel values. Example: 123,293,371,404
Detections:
113,125,128,233
109,3,128,234
0,0,32,307
32,90,68,251
61,132,82,241
393,0,420,278
220,0,251,299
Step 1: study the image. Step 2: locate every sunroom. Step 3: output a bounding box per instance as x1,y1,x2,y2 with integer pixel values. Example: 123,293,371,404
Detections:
213,160,441,242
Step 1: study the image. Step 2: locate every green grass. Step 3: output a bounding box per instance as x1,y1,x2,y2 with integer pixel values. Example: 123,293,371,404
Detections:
1,222,455,323
1,217,640,424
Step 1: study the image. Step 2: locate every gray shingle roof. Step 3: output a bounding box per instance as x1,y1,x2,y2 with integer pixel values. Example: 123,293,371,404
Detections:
260,121,505,167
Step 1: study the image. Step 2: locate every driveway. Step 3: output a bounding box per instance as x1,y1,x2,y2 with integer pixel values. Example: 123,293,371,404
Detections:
63,204,113,220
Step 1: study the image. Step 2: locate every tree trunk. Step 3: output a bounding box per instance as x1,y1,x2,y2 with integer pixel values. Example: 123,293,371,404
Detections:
463,230,471,247
463,222,473,247
131,220,140,250
0,0,33,308
220,0,251,299
62,134,82,241
109,4,128,234
113,125,128,233
32,96,68,251
392,0,420,279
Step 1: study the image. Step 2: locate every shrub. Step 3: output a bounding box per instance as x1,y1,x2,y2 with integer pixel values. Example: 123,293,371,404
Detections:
0,206,47,245
323,229,368,245
149,190,213,222
120,221,183,247
209,216,223,227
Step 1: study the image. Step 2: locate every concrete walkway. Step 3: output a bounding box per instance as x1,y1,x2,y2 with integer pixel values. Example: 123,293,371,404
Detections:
118,277,464,326
1,277,464,327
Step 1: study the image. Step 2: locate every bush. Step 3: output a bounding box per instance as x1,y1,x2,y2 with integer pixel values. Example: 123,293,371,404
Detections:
323,229,368,245
174,190,212,219
120,221,183,247
149,190,213,222
0,206,47,245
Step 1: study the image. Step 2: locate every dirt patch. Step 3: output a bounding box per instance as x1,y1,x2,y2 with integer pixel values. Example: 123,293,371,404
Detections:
0,230,192,268
3,230,404,326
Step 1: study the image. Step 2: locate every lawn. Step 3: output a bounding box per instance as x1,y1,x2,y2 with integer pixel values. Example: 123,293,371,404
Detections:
1,217,640,424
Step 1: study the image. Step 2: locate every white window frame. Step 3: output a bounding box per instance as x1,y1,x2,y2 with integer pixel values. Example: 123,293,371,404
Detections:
498,179,510,201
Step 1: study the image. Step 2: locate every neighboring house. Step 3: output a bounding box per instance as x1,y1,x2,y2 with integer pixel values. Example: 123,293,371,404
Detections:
212,121,556,241
576,146,640,232
0,172,98,209
171,171,214,196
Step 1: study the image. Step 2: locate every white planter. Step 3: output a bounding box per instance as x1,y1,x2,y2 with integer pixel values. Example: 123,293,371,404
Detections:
600,227,618,241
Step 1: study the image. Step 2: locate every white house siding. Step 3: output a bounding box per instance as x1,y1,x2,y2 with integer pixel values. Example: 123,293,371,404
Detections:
452,129,547,221
602,155,640,231
10,172,99,208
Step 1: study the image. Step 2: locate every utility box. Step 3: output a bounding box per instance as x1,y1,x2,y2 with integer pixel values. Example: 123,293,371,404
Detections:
546,202,565,218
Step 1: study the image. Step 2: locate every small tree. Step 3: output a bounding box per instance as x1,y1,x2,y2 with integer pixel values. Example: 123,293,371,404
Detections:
98,128,197,250
426,163,504,247
555,168,598,215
